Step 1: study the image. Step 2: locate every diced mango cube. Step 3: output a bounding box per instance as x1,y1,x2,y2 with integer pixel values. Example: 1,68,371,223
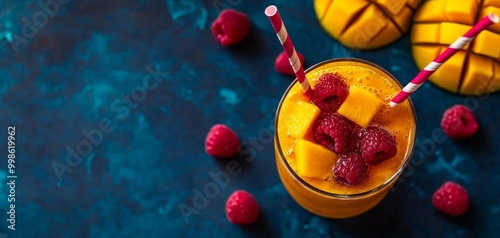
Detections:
411,24,441,44
439,23,473,49
391,6,414,32
488,61,500,93
413,0,446,23
368,20,402,48
484,0,500,8
296,139,338,179
445,0,478,25
375,0,405,15
340,5,389,49
480,7,500,37
338,86,384,128
412,45,443,71
286,100,321,139
472,30,500,59
460,54,492,95
407,0,423,9
432,49,467,93
321,0,371,37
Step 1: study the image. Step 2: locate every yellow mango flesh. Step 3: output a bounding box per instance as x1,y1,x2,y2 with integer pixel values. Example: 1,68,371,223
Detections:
314,0,423,50
444,0,478,25
461,54,492,95
430,49,467,93
338,86,384,128
411,0,500,95
316,0,370,38
472,30,500,59
339,5,390,50
481,7,500,33
295,139,338,179
278,92,321,139
439,23,473,49
489,61,500,93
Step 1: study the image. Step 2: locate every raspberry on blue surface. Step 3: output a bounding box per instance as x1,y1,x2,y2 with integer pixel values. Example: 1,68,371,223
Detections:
225,190,260,225
440,104,479,139
205,124,240,158
274,51,305,76
432,181,470,216
211,9,250,46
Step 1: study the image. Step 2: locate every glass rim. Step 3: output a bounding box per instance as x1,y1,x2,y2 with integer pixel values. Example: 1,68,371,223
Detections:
274,58,418,199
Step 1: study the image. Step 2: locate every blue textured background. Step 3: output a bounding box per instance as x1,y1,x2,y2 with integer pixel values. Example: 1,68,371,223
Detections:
0,0,499,237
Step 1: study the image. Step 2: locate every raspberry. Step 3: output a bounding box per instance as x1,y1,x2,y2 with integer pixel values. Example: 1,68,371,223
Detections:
333,153,368,186
346,126,362,153
225,190,260,225
205,124,240,158
440,104,478,139
432,181,470,216
313,113,357,154
360,126,397,165
310,73,349,113
274,51,305,76
211,9,250,46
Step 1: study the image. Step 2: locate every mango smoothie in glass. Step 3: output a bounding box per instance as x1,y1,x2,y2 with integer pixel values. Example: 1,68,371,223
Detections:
274,58,417,218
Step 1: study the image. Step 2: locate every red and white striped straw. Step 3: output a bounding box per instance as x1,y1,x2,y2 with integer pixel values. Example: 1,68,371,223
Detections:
390,13,499,108
265,5,312,95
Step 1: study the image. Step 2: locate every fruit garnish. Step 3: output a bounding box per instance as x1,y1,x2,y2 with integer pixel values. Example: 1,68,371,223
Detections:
333,153,368,186
295,139,338,179
310,73,349,113
313,113,356,154
337,85,384,128
360,126,397,165
285,99,321,139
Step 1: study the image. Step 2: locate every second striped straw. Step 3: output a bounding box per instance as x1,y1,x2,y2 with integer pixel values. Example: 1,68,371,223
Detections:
390,13,499,108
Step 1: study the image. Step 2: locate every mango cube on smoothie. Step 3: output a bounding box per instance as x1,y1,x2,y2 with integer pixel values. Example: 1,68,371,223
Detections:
286,100,321,139
338,86,384,128
295,139,338,179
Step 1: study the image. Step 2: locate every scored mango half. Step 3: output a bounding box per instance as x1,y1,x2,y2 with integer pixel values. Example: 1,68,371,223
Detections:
314,0,423,50
411,0,500,95
295,139,338,179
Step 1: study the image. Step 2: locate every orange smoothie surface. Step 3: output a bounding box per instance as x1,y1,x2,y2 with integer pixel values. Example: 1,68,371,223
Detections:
277,61,416,195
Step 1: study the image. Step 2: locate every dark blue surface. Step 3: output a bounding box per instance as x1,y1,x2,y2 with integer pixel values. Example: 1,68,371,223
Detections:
0,0,499,237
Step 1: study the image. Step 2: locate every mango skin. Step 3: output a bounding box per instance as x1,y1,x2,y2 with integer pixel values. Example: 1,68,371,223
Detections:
314,0,422,50
411,0,500,95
